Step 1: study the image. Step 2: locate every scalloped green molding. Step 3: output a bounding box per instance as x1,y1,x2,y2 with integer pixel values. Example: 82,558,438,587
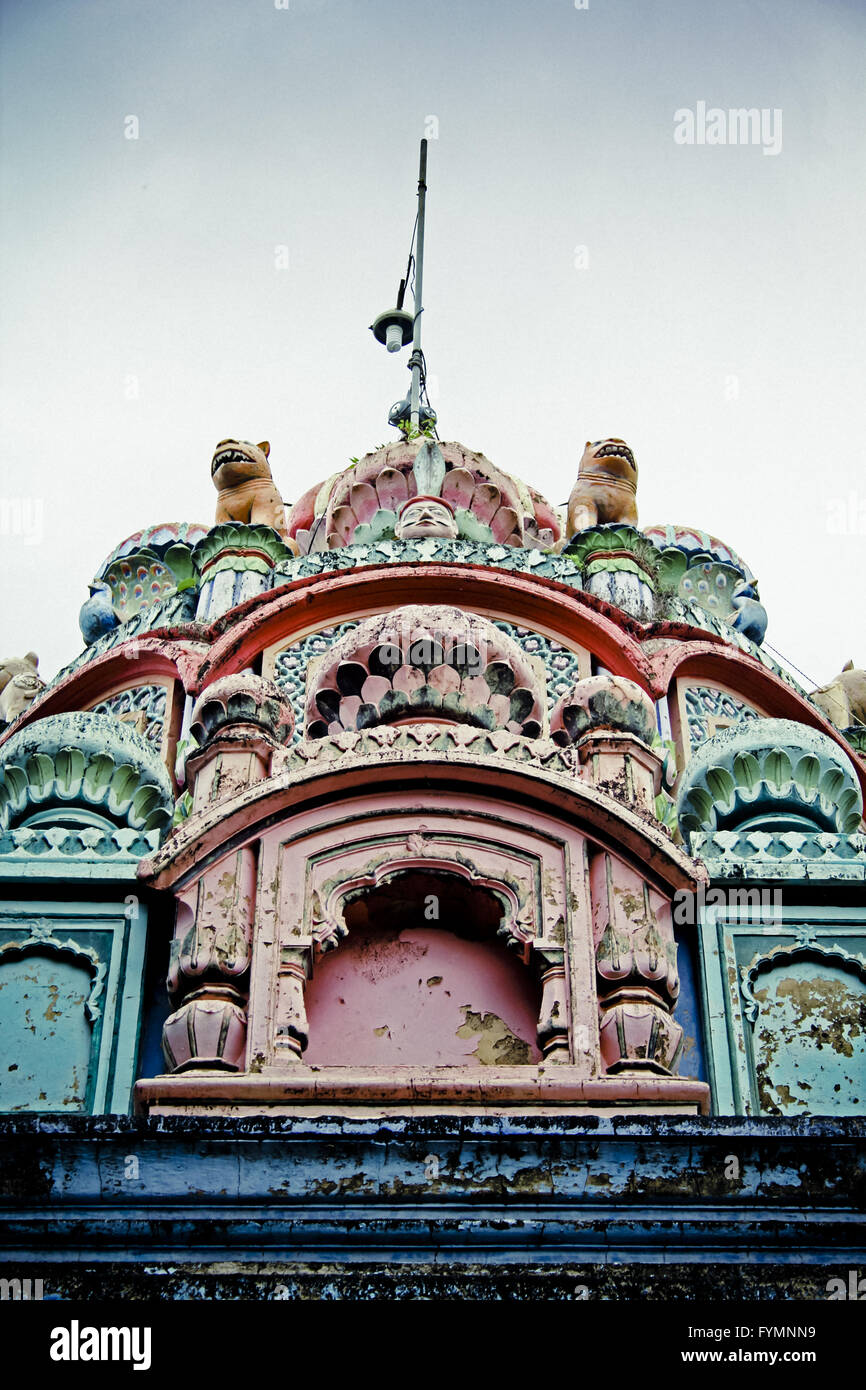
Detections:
0,713,173,836
192,523,296,577
676,718,863,838
562,523,661,579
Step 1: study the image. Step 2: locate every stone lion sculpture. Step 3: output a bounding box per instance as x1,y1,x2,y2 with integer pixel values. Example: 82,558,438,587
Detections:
211,439,291,541
567,439,639,537
0,652,45,724
811,661,866,728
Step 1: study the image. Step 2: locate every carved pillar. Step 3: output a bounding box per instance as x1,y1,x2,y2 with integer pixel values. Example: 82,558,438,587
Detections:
576,728,662,815
590,850,683,1074
161,674,294,1073
562,525,658,622
551,674,664,816
536,955,570,1062
192,524,295,622
185,673,294,813
162,847,256,1072
273,947,310,1062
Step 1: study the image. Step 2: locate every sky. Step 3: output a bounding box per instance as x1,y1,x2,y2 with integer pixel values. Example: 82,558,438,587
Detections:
0,0,864,687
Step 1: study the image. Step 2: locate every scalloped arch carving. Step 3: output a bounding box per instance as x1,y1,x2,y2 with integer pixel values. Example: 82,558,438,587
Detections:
310,846,535,958
740,940,866,1025
0,921,106,1022
304,605,546,740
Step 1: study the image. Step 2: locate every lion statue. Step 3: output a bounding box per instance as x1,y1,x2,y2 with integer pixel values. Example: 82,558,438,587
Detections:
567,438,639,537
0,652,45,725
211,439,293,542
811,661,866,729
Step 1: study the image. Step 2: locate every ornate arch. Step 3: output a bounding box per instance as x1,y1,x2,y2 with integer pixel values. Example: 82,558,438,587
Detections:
304,605,546,739
309,846,535,959
0,920,106,1022
740,940,866,1025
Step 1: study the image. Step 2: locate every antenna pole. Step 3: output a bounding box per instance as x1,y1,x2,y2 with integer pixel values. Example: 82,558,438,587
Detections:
409,139,428,430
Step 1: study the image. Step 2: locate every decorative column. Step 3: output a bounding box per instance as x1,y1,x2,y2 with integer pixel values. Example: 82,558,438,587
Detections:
161,674,294,1073
162,849,256,1073
273,947,310,1062
551,675,683,1074
192,523,295,622
562,523,659,621
551,675,664,815
536,954,570,1062
590,850,683,1074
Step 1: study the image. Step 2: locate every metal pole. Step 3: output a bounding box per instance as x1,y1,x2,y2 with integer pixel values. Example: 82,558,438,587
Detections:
409,139,428,430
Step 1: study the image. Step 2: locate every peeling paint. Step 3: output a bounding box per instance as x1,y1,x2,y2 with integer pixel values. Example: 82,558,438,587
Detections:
455,1006,533,1065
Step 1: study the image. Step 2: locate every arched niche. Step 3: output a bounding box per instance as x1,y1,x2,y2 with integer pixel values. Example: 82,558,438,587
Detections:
0,931,104,1113
742,945,866,1116
303,870,543,1067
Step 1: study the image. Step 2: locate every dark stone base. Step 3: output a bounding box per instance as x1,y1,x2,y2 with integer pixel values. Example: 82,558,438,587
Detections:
1,1115,863,1296
0,1261,851,1301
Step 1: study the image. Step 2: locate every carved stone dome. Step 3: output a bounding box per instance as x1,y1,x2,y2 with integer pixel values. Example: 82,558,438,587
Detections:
550,676,658,747
286,440,562,553
190,674,295,748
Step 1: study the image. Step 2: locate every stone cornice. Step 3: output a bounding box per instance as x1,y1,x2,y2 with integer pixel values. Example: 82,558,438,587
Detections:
140,730,704,895
691,828,866,880
0,824,159,877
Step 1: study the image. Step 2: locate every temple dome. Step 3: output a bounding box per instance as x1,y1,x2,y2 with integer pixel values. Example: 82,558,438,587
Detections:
286,440,562,553
80,521,210,642
94,522,211,574
644,522,767,644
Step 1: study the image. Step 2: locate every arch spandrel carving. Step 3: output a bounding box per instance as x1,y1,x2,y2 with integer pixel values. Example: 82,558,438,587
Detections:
307,838,537,960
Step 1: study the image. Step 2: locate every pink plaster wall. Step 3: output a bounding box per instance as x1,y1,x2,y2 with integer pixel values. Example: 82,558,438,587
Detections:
303,925,542,1066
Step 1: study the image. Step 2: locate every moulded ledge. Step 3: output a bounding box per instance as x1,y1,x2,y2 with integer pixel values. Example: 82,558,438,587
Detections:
133,1066,710,1117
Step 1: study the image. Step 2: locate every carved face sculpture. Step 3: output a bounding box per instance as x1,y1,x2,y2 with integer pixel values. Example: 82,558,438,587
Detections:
395,497,459,541
211,439,273,491
579,439,638,484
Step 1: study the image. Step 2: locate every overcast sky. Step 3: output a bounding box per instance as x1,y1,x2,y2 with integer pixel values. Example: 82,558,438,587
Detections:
1,0,863,688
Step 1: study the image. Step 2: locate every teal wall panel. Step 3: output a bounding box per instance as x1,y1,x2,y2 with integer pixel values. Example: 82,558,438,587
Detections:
0,901,148,1115
699,903,866,1117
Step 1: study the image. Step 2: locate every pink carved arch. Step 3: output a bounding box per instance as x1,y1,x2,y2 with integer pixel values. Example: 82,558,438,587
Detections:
310,853,534,960
304,605,546,739
654,643,866,802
